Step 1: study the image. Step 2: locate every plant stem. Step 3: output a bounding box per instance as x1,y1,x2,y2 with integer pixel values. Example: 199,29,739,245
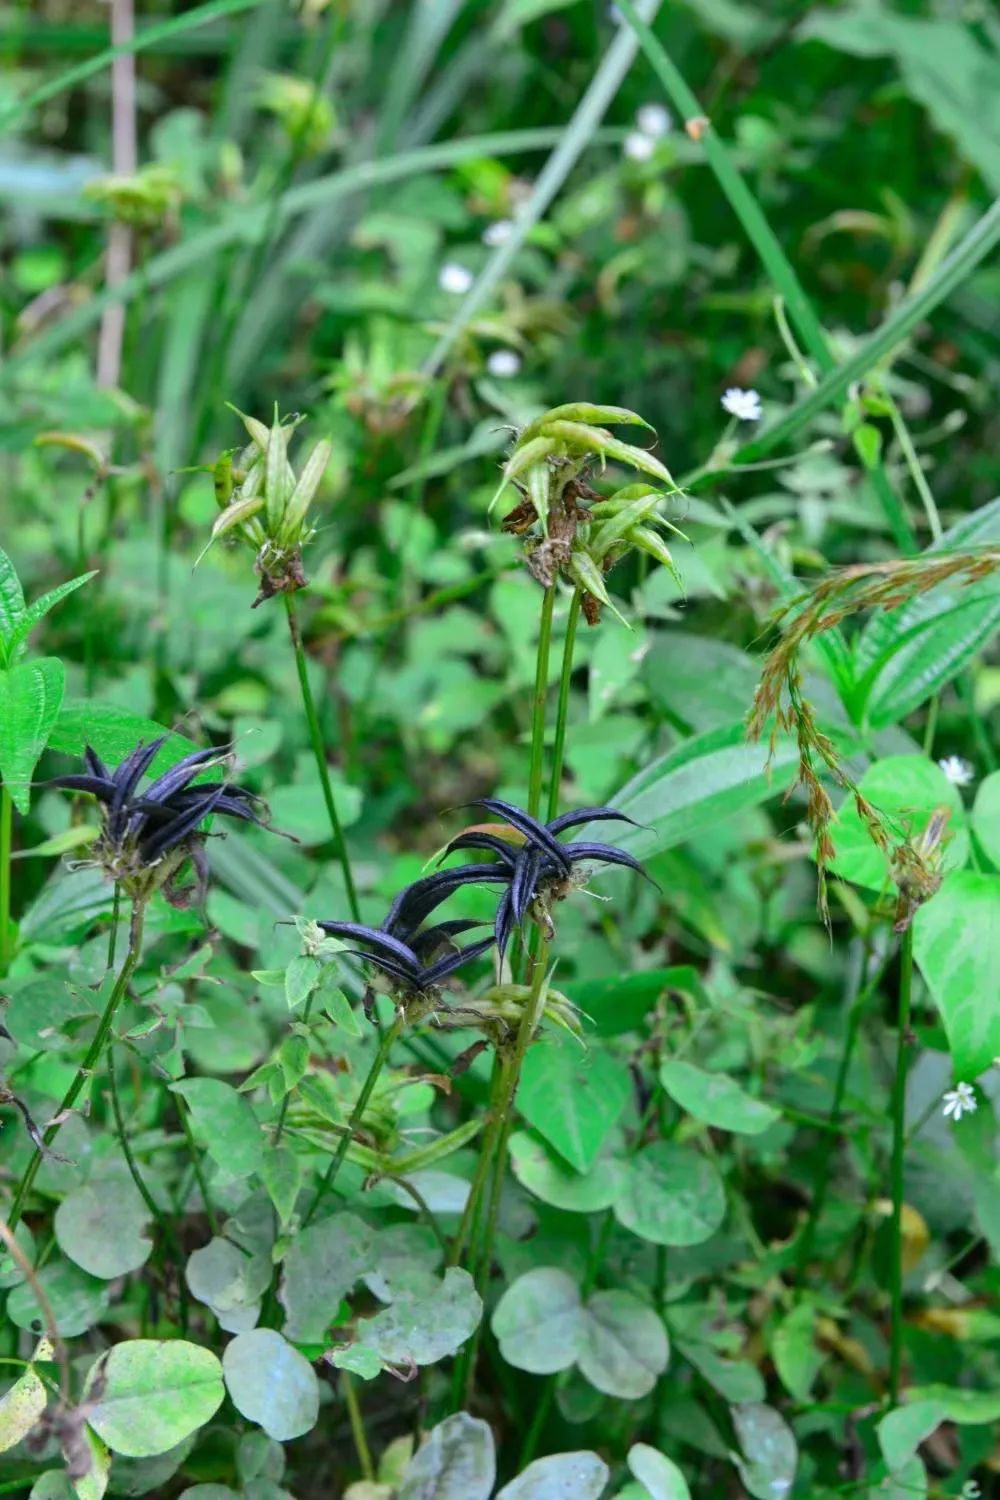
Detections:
178,1097,220,1236
546,588,581,822
447,1055,508,1269
342,1371,375,1482
0,783,11,976
302,1012,406,1228
888,926,914,1408
527,585,556,820
7,900,146,1234
284,590,360,924
887,396,943,542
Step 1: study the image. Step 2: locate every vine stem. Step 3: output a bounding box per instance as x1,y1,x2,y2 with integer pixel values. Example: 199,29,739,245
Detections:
7,900,147,1235
888,926,914,1408
342,1371,375,1481
302,1012,406,1229
527,585,556,821
0,783,11,975
546,588,581,822
284,590,361,923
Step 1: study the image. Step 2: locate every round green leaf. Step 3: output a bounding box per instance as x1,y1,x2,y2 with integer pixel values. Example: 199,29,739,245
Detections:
8,1259,109,1337
627,1443,692,1500
55,1181,152,1280
495,1451,609,1499
186,1237,269,1334
913,871,1000,1078
398,1412,495,1500
356,1268,482,1367
658,1060,779,1135
222,1329,319,1442
578,1290,669,1399
84,1339,225,1457
278,1213,375,1343
877,1401,947,1472
828,756,968,891
614,1143,725,1246
491,1268,585,1375
731,1403,798,1500
171,1079,264,1179
509,1130,625,1213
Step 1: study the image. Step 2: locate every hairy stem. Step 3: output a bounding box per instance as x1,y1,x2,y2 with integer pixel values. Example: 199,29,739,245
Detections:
0,783,11,976
546,588,581,822
284,590,361,923
7,900,146,1234
888,926,914,1407
302,1012,406,1228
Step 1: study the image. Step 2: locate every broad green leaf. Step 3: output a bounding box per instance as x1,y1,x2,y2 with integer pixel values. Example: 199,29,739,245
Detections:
731,1403,797,1500
260,1145,302,1227
852,497,1000,727
362,1223,442,1304
876,1401,946,1471
913,871,1000,1078
577,1290,669,1400
615,1143,726,1246
357,1269,481,1368
658,1060,779,1135
6,571,97,663
771,1304,824,1401
491,1268,585,1375
397,1412,495,1500
0,1360,47,1452
973,770,1000,869
517,1035,631,1172
8,1259,109,1337
495,1451,609,1499
102,1438,195,1499
285,954,321,1010
642,633,759,735
676,1340,764,1405
0,657,64,813
30,1476,73,1500
84,1340,225,1458
598,723,798,862
54,1181,152,1280
509,1130,626,1213
906,1383,1000,1424
828,756,968,891
222,1329,319,1442
627,1444,692,1500
48,702,199,772
0,547,26,650
328,1344,383,1382
171,1079,264,1179
278,1213,375,1343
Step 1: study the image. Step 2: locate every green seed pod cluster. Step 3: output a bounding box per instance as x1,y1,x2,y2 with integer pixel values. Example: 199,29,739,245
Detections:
202,409,333,605
495,402,685,622
83,163,184,230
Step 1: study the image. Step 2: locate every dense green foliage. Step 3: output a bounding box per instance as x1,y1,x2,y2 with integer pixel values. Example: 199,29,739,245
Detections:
1,1,999,1497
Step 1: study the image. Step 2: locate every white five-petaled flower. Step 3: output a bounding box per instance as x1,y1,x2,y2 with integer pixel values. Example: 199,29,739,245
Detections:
721,387,763,422
438,262,473,295
482,219,514,247
938,754,975,787
623,130,655,162
942,1082,977,1122
487,349,521,378
636,102,672,139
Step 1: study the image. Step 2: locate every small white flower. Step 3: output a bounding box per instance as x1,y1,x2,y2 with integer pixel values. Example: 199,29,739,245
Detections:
482,219,514,247
624,130,655,162
938,754,975,787
721,387,763,422
486,349,521,378
636,102,672,139
438,262,473,295
942,1082,977,1122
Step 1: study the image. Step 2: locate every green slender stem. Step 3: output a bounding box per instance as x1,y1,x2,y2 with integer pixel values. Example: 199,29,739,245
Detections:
284,591,360,924
7,901,146,1234
178,1098,220,1236
887,397,943,542
546,589,582,823
527,585,556,821
447,1055,507,1269
342,1371,374,1481
0,783,11,976
888,927,914,1408
302,1013,406,1228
